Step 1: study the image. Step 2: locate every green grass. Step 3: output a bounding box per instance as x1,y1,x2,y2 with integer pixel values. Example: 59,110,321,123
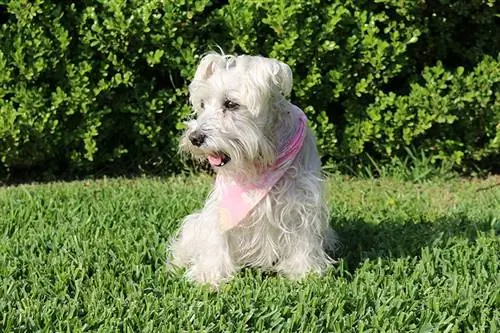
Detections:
1,175,499,332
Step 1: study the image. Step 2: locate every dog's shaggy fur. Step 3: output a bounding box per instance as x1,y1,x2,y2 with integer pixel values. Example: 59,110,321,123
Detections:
169,53,336,286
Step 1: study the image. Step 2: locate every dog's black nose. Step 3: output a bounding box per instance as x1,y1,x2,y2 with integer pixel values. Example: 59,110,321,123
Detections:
189,131,206,147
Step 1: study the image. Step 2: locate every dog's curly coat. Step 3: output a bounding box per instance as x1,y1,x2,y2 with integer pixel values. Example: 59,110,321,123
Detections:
169,53,336,286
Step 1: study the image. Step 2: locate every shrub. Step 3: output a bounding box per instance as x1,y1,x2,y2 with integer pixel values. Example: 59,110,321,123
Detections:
0,0,498,179
215,0,499,173
359,55,499,172
0,0,215,177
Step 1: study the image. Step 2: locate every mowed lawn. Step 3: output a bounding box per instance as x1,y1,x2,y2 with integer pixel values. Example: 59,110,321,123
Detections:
0,175,498,332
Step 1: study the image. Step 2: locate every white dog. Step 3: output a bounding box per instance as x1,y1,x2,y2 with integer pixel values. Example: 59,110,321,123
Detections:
169,53,336,286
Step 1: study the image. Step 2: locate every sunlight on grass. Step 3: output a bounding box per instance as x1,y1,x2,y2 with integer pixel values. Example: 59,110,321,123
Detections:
0,175,498,331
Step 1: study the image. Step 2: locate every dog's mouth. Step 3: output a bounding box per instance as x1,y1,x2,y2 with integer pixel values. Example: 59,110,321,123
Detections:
207,152,231,167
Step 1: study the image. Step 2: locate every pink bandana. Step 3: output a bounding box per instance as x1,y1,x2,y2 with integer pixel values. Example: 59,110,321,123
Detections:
215,106,307,231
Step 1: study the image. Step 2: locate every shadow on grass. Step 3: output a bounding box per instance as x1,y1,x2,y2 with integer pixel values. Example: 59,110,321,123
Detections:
332,215,498,273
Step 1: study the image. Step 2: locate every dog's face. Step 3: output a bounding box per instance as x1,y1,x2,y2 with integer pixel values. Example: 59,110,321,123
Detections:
181,54,293,177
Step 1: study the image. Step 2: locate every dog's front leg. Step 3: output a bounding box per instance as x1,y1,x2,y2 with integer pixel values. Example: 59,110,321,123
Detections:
170,197,236,287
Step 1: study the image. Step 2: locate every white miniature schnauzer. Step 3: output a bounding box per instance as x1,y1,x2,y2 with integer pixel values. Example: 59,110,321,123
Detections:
169,52,336,286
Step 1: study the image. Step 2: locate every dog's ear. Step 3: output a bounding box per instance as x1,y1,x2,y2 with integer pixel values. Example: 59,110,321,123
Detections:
268,58,293,98
246,56,293,99
193,53,227,81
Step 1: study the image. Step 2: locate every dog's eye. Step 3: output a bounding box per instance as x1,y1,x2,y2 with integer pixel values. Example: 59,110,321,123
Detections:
223,99,239,110
200,100,205,109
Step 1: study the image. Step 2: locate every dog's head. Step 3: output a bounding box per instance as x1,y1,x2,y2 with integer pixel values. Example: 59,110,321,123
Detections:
181,53,293,177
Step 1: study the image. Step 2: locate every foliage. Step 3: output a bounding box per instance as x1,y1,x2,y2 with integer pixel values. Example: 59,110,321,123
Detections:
0,0,212,176
0,0,498,178
358,56,500,172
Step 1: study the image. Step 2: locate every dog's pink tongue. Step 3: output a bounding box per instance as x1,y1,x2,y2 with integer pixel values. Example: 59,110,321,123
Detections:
208,154,222,166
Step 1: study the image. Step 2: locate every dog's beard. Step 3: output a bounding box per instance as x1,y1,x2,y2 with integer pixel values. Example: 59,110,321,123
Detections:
180,113,277,180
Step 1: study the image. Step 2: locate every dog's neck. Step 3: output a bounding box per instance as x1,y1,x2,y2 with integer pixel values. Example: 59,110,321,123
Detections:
215,105,307,230
220,103,304,183
213,101,303,183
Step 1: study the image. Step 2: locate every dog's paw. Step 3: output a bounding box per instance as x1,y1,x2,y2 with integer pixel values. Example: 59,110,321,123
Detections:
275,252,330,280
185,262,235,287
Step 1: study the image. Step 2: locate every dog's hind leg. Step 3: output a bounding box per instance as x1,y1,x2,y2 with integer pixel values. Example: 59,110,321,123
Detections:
273,209,335,279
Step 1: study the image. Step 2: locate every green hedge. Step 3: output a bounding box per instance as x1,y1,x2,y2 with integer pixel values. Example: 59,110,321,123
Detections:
0,0,498,179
